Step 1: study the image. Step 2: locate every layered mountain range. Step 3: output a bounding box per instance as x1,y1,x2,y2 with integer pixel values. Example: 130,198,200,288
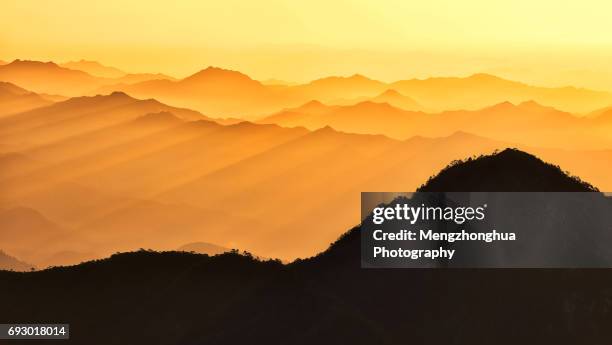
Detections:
1,59,611,267
1,150,610,345
2,59,612,117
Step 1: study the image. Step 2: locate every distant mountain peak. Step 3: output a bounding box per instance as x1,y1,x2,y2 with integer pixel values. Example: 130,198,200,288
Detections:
481,100,560,114
295,100,327,111
517,100,556,112
303,99,324,106
348,73,369,80
468,73,504,81
349,100,400,112
377,89,403,97
369,89,422,110
312,125,338,134
108,91,133,99
0,59,98,95
182,66,258,84
7,59,60,68
310,73,381,86
58,92,136,107
61,60,126,78
132,111,182,124
374,89,415,101
484,101,516,111
204,66,228,72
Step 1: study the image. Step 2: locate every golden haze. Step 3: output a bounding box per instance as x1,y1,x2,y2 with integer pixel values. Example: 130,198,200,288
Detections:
3,0,612,89
1,57,612,269
2,0,612,269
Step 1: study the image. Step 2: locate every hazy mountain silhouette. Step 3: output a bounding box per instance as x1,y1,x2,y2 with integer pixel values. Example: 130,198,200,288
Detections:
88,65,612,118
131,110,183,124
19,110,187,167
258,100,423,138
390,73,612,113
330,89,423,111
2,99,610,262
0,60,178,100
95,66,288,118
0,60,104,95
283,72,612,114
370,89,422,110
283,72,611,114
0,206,67,265
39,250,98,268
290,99,338,114
260,99,611,149
0,250,34,271
0,81,610,264
291,74,387,101
114,72,176,84
61,60,126,78
586,105,612,118
0,92,207,151
177,242,231,255
3,59,612,116
256,100,338,125
0,81,52,116
1,150,610,344
71,199,262,259
182,66,259,87
61,59,177,82
587,108,612,125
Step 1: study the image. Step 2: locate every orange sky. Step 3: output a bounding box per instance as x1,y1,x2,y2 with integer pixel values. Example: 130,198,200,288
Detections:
3,0,612,89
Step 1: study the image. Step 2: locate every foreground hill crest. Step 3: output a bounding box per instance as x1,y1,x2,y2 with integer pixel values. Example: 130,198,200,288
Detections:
418,148,598,192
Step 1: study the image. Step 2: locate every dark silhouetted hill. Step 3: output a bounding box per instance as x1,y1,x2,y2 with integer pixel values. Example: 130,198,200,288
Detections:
312,148,599,268
418,148,598,192
0,150,610,345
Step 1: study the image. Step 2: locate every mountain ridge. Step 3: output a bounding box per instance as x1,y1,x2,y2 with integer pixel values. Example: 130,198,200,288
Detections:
61,60,126,78
0,81,53,116
1,150,609,344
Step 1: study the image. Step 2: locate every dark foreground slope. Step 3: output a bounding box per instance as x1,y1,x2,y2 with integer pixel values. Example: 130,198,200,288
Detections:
1,149,611,345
